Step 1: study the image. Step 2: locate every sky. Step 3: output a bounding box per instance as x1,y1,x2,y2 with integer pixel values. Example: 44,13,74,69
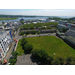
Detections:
0,9,75,17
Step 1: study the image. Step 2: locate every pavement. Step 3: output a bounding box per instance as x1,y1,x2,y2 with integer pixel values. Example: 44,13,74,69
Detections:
16,54,37,65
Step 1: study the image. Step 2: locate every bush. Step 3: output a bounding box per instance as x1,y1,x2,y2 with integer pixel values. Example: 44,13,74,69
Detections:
9,59,16,65
24,43,33,54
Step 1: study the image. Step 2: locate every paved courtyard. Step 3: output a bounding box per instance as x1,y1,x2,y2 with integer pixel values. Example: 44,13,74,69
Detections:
16,54,37,65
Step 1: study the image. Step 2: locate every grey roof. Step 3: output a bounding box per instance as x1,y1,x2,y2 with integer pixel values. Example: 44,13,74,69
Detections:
41,29,56,31
65,36,75,44
21,29,39,32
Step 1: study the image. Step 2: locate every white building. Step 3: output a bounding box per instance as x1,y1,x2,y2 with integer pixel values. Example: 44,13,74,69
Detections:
0,31,12,62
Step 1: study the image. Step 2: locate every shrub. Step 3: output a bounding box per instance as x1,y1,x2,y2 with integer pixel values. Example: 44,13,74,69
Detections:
12,51,18,59
24,43,33,54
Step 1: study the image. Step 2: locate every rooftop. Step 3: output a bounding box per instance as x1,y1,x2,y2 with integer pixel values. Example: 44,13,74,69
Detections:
65,36,75,44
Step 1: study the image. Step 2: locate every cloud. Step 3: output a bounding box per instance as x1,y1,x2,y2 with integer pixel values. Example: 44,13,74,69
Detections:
0,9,75,16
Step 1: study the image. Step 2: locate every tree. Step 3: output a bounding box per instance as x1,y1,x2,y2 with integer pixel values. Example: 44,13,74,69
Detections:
9,59,16,65
37,31,40,34
51,58,60,65
31,30,36,34
25,31,30,35
47,55,53,65
62,27,66,32
65,56,72,65
58,28,61,31
19,31,24,35
30,26,34,29
4,25,6,28
24,43,33,54
12,51,18,59
47,26,52,29
56,56,64,65
21,38,28,49
41,27,46,29
32,49,48,64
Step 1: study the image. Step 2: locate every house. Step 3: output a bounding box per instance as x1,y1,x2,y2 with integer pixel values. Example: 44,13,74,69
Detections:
21,29,39,33
0,22,2,25
41,29,56,33
59,20,67,25
57,24,69,31
0,31,12,62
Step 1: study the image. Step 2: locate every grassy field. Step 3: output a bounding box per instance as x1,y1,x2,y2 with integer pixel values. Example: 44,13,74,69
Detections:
0,17,18,20
25,36,75,58
16,35,75,58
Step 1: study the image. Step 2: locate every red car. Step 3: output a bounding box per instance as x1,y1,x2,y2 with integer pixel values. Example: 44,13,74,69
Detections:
15,40,17,43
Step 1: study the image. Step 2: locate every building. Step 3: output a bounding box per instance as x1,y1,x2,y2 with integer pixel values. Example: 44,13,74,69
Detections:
0,31,12,62
59,20,67,25
65,30,75,37
0,22,2,25
21,29,39,33
64,36,75,48
57,24,69,31
41,29,56,33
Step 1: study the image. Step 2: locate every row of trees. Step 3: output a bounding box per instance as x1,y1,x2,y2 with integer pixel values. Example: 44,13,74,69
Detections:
20,22,58,30
19,30,41,35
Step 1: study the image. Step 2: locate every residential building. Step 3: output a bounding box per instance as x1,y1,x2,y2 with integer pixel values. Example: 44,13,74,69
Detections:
0,22,2,25
0,31,12,62
41,29,56,33
59,20,68,25
57,24,69,31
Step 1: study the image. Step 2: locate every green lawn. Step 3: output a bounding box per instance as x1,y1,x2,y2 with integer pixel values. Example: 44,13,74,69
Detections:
0,17,18,20
25,36,75,58
16,39,24,56
16,35,75,58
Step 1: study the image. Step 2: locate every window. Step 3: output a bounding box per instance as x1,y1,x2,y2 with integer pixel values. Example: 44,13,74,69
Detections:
0,41,1,43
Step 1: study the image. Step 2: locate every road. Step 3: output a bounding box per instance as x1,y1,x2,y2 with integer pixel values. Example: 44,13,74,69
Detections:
3,28,20,64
